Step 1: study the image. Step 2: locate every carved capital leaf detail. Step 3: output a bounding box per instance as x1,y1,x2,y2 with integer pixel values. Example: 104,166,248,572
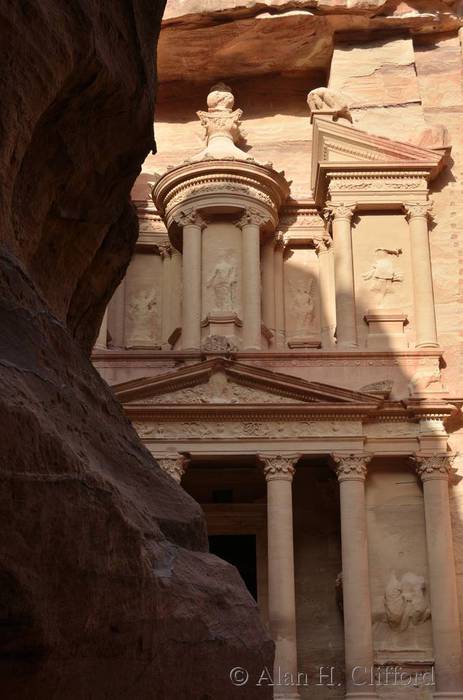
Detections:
260,454,299,481
173,209,207,229
414,454,455,482
314,236,332,254
156,454,188,483
332,453,371,481
236,208,271,229
324,203,355,222
404,202,433,221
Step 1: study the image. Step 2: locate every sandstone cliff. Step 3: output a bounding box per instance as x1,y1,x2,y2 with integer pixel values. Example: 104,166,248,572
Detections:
0,3,272,698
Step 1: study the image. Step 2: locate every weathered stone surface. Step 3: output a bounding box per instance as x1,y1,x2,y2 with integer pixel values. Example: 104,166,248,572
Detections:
0,2,272,697
158,0,463,82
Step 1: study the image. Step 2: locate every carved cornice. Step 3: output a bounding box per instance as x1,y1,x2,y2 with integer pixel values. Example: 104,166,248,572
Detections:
404,202,433,221
413,454,455,482
155,454,188,483
260,454,299,481
332,453,372,482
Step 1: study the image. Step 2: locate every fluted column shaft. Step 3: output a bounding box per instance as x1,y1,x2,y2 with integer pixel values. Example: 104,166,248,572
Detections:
405,203,438,348
261,454,299,700
178,211,205,351
326,204,358,349
274,234,286,350
261,236,276,344
333,454,378,700
415,455,463,697
238,209,266,351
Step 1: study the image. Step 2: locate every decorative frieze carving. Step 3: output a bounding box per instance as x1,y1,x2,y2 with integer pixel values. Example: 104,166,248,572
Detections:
133,420,363,440
332,453,371,481
328,172,428,193
202,335,239,353
414,454,455,481
260,454,299,481
384,572,431,632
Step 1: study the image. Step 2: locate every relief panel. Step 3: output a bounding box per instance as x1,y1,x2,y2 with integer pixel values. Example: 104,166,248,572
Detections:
202,222,242,318
352,214,414,348
124,252,162,348
284,247,321,343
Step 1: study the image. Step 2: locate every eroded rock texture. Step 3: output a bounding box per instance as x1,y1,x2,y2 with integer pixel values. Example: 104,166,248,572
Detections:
0,3,272,698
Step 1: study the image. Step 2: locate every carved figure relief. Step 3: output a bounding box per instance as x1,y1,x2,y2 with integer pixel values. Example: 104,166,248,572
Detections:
126,289,160,344
289,278,316,330
362,248,404,307
384,572,431,632
206,254,237,312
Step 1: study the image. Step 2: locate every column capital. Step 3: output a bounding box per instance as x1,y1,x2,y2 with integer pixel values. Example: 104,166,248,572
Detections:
274,230,289,250
404,201,433,221
173,209,207,229
155,454,188,483
314,236,332,255
260,454,299,481
332,453,372,482
323,202,355,223
236,207,272,229
157,240,172,259
413,453,456,482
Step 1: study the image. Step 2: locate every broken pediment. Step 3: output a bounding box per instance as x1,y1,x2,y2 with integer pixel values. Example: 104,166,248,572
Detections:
311,116,445,205
112,357,381,408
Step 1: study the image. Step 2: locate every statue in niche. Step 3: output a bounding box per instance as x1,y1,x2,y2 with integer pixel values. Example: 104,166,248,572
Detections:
362,248,404,307
206,254,237,313
289,278,316,330
126,289,159,341
384,572,431,632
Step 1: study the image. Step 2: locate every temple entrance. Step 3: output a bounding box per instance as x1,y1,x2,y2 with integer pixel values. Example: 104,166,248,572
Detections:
209,534,258,600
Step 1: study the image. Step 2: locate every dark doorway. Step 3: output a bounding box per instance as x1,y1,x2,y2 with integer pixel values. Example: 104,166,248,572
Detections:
208,534,258,601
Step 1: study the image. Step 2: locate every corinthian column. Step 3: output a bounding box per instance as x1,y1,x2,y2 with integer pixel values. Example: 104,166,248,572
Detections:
414,454,463,697
260,454,299,700
332,454,378,700
155,454,188,484
237,209,268,351
176,210,206,351
405,203,438,348
325,204,357,349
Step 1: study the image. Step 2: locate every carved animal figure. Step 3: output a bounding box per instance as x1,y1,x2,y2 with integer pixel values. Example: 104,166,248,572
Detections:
384,572,431,631
307,87,352,122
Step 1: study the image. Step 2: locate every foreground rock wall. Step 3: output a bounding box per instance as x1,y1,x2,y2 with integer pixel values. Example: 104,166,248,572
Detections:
0,3,272,697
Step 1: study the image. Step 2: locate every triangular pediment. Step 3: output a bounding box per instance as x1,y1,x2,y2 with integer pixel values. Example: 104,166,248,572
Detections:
311,116,445,198
112,358,381,408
